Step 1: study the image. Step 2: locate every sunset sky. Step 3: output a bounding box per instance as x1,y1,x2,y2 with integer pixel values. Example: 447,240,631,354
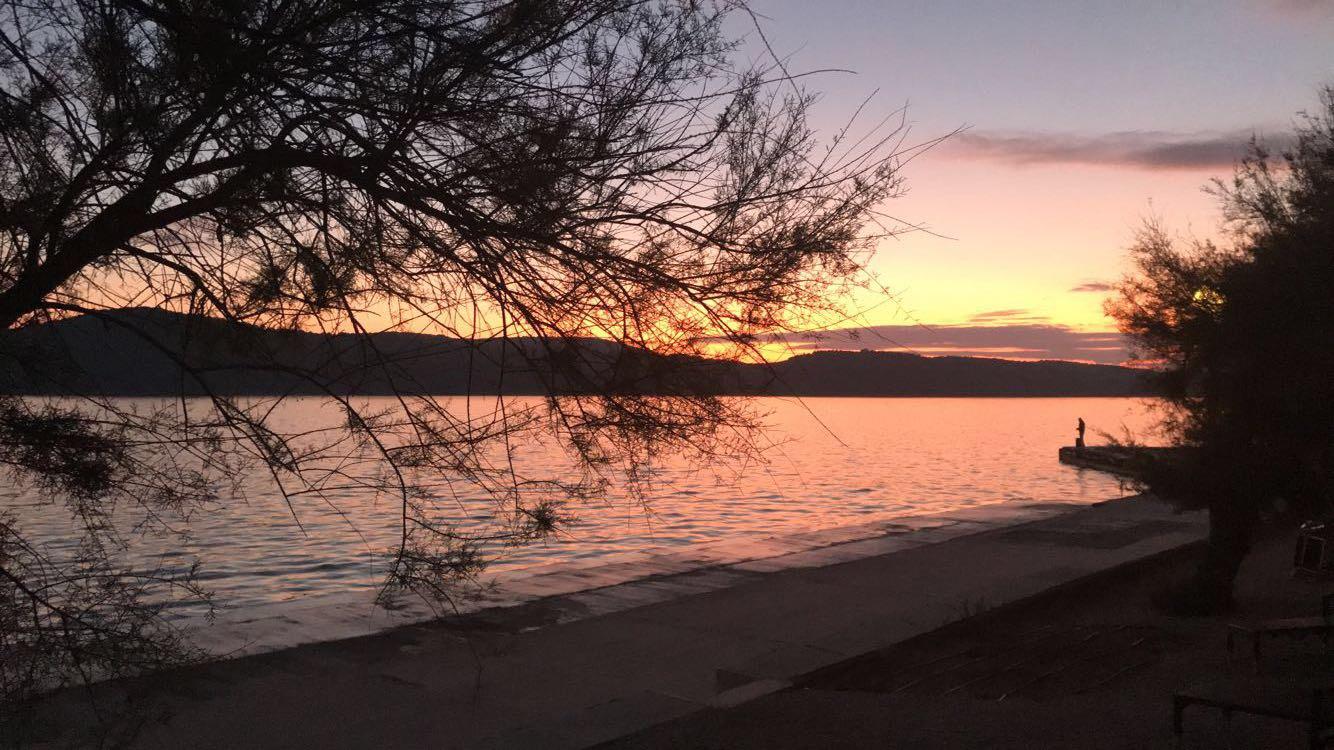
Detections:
745,0,1334,363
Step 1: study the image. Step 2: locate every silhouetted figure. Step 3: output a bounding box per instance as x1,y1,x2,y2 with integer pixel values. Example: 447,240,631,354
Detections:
1075,417,1086,450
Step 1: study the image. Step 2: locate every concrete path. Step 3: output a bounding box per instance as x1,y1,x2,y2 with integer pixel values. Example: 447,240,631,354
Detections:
32,496,1206,750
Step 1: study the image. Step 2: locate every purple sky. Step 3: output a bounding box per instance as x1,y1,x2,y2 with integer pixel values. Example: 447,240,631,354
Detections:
741,0,1334,362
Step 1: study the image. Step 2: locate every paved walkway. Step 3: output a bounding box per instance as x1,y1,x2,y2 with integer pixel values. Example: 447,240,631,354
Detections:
32,496,1206,749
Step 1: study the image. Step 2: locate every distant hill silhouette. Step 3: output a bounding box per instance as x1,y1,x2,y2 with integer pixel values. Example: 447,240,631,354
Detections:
761,349,1152,396
0,309,1154,397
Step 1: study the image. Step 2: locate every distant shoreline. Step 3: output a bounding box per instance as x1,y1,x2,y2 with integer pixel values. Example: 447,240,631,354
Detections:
1,308,1158,398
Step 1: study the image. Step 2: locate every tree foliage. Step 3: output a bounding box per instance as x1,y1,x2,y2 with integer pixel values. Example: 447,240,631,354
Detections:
1108,87,1334,605
0,0,916,713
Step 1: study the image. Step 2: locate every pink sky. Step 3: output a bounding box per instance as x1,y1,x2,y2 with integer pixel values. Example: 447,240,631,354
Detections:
739,0,1334,363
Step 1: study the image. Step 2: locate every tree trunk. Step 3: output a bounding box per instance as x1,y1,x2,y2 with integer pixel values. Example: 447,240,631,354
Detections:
1193,495,1259,611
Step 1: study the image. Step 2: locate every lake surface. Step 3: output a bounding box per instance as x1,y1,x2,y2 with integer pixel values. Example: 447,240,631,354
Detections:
4,397,1158,615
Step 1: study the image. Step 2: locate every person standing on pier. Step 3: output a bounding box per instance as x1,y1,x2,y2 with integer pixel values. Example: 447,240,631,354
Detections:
1076,417,1087,450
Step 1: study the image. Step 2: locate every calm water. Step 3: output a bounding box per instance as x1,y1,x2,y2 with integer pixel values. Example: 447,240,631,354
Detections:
4,397,1157,612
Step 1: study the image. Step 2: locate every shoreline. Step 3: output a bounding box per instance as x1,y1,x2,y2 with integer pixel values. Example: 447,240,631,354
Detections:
23,493,1206,749
196,495,1112,659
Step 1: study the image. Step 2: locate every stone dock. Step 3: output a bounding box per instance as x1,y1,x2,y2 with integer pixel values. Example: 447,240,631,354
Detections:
32,494,1207,749
1057,444,1180,478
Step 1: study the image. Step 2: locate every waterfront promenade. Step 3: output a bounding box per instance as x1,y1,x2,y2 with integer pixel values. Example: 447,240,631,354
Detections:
28,495,1206,749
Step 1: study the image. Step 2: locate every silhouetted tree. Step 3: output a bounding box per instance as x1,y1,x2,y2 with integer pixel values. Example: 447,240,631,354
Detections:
0,0,918,718
1109,87,1334,612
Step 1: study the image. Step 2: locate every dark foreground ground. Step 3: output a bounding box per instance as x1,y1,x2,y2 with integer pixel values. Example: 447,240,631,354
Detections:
601,527,1327,749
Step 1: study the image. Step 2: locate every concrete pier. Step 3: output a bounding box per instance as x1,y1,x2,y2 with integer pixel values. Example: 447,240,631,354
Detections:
1058,445,1177,478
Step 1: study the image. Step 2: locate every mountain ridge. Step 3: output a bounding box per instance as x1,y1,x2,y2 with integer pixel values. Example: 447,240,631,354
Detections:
0,308,1155,397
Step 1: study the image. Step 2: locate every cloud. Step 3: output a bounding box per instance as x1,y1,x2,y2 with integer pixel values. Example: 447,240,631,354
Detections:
967,308,1052,324
763,324,1130,365
1069,281,1114,293
945,129,1292,171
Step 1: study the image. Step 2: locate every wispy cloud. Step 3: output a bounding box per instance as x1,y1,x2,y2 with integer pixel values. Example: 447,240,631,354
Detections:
1070,281,1114,293
760,324,1130,365
967,308,1051,324
945,129,1291,170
